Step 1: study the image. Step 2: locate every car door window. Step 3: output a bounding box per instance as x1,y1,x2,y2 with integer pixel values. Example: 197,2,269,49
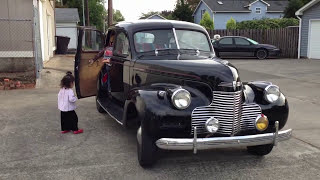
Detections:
82,29,104,51
219,38,233,45
114,32,130,58
234,38,250,46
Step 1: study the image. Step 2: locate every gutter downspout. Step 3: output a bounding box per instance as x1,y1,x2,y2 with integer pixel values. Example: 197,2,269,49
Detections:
296,15,302,59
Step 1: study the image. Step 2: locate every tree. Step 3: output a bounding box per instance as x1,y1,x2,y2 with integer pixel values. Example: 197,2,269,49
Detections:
88,0,107,30
106,9,125,28
284,0,311,18
226,17,236,30
172,0,193,22
55,0,106,30
186,0,201,11
200,11,214,30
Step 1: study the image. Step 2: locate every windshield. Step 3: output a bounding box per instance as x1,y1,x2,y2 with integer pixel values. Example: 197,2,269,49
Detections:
175,30,211,51
133,29,211,53
134,30,177,53
247,38,259,45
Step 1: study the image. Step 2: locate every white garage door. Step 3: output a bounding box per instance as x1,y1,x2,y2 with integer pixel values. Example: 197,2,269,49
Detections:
309,20,320,59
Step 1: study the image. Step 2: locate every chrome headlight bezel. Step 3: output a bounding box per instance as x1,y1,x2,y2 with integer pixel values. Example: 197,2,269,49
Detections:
171,89,191,110
205,117,220,133
264,85,280,103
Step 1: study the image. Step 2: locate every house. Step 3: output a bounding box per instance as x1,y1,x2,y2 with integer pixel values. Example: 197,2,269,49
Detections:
55,8,80,51
296,0,320,59
38,0,56,62
0,0,55,85
145,14,166,20
193,0,288,29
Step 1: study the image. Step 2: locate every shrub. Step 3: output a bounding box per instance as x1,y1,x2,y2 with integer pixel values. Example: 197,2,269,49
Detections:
200,11,214,30
236,18,299,30
226,17,236,29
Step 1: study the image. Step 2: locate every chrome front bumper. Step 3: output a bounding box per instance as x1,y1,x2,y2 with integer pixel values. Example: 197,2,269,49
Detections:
156,122,292,153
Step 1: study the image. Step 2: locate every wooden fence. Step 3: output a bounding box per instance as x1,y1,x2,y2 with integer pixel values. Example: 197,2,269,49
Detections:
208,27,299,58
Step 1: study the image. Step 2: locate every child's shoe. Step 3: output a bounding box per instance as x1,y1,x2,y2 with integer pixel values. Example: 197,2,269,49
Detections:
61,130,70,134
73,129,83,134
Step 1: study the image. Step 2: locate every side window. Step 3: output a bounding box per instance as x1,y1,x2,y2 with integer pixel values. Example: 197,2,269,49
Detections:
219,38,233,45
106,30,116,47
82,29,104,51
114,32,130,58
234,38,250,45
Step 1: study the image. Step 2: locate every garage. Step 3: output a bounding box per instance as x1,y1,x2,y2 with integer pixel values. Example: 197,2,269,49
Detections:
296,0,320,59
55,8,80,53
309,20,320,59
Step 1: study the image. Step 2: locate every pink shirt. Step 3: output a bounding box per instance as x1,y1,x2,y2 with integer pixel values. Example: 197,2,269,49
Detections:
58,88,77,112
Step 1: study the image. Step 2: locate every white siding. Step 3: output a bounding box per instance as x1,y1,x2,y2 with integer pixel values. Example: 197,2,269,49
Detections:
56,22,78,50
300,2,320,57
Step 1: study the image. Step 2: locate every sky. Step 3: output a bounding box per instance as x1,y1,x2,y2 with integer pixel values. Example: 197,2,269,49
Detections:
104,0,176,21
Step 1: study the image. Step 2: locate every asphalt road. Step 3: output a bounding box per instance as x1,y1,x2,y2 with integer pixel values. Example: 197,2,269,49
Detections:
0,56,319,180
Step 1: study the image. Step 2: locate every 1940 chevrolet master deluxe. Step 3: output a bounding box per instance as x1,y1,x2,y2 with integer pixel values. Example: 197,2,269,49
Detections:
74,20,292,167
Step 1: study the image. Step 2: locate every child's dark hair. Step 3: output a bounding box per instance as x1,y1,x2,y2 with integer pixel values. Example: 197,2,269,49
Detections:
60,71,75,88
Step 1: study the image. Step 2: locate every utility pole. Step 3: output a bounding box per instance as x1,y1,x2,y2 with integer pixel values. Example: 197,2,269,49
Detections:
82,0,86,26
85,0,90,26
108,0,113,27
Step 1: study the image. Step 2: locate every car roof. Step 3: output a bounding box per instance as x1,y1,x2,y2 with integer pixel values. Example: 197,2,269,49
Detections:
111,20,207,34
219,36,249,39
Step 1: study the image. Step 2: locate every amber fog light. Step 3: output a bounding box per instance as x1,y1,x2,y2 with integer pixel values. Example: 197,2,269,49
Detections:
255,114,269,131
205,117,219,133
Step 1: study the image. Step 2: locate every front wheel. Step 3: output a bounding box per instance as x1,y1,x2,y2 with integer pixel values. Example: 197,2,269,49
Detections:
256,49,268,60
247,144,273,156
137,126,157,167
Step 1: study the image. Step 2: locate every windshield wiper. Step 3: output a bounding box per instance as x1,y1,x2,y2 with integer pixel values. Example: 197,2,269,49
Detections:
179,49,212,57
137,48,213,59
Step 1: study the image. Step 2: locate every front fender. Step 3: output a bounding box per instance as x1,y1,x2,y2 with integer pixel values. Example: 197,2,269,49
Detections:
244,81,289,130
125,84,211,137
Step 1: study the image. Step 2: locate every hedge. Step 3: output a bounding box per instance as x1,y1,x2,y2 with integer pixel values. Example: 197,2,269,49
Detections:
236,18,299,30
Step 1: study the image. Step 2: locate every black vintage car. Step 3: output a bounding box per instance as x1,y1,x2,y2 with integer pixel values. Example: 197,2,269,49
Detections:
75,20,292,167
212,36,281,59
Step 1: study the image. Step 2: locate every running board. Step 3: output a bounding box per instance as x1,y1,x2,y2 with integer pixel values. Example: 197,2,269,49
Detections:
97,98,124,125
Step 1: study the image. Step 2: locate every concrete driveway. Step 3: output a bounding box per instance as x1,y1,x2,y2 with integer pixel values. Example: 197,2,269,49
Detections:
0,56,319,179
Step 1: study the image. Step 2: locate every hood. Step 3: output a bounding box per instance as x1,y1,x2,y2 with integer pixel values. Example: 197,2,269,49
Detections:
257,44,278,49
134,57,241,91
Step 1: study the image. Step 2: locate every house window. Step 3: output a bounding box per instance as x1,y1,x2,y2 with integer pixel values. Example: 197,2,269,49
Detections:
201,9,206,19
255,7,261,14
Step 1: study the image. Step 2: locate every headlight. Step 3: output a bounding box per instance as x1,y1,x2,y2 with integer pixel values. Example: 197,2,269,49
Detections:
264,85,280,103
171,89,191,109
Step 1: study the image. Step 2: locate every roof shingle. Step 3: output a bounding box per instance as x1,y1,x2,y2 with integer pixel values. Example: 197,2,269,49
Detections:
55,8,80,23
201,0,288,12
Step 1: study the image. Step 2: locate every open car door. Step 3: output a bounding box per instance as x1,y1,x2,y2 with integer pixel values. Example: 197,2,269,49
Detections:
74,28,105,99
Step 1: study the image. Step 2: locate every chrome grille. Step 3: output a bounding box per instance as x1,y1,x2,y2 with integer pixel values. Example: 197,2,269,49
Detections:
191,91,261,135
